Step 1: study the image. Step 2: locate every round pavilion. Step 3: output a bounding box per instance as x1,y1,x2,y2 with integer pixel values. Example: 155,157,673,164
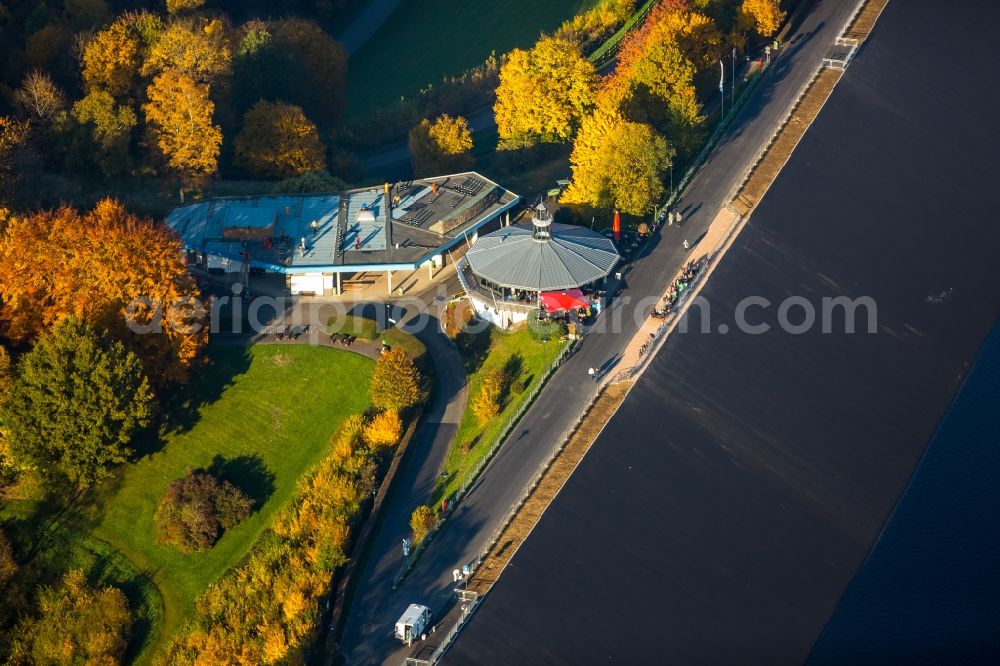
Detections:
460,202,620,327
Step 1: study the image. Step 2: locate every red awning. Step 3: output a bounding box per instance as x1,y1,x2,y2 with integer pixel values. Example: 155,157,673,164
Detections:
539,289,588,313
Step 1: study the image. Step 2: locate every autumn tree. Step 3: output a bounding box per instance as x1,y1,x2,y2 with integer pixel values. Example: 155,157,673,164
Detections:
167,0,206,14
472,365,507,425
10,570,132,665
563,109,673,215
410,505,435,543
369,348,422,412
14,70,65,123
268,18,347,124
740,0,785,38
141,17,231,85
81,18,143,98
3,318,154,485
364,410,403,448
143,70,222,185
494,35,597,149
155,470,254,552
234,101,326,178
71,90,137,177
408,114,474,176
0,199,207,384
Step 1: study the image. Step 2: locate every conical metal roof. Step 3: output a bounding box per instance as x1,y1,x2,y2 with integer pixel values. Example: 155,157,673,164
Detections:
466,222,620,291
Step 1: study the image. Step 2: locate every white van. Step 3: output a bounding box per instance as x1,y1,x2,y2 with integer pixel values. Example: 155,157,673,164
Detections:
394,603,432,644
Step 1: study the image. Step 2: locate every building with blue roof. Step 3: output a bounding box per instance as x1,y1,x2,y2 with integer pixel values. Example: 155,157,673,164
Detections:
165,172,520,295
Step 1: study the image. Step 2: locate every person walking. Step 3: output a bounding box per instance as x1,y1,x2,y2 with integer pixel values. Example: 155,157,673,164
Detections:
588,367,596,381
683,239,690,250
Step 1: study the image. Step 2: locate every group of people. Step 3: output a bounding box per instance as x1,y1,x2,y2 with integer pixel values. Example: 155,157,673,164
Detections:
653,258,706,318
275,324,308,340
329,333,357,347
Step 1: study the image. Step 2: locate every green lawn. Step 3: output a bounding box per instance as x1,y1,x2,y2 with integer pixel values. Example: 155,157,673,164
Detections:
346,0,603,115
327,313,380,340
433,327,566,505
86,344,374,660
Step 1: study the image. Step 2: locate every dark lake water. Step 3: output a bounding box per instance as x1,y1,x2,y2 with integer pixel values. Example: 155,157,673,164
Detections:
807,318,1000,665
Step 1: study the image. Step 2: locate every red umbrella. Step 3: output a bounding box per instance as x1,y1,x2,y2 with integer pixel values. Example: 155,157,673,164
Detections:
539,289,589,313
612,209,621,243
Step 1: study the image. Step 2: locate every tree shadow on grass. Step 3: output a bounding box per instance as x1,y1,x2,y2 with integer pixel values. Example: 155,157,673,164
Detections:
136,346,253,458
456,327,493,374
207,453,276,508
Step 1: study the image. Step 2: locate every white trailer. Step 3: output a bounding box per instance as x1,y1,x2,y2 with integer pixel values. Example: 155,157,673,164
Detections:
394,603,432,645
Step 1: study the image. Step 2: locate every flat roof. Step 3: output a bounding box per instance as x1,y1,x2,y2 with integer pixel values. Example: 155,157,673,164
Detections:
165,173,520,273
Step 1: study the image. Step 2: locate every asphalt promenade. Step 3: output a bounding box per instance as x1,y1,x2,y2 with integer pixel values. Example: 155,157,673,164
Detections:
447,0,1000,663
337,1,860,663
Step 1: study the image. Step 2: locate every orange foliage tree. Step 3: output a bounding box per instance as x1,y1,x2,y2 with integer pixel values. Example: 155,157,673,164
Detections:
0,199,206,385
234,101,326,178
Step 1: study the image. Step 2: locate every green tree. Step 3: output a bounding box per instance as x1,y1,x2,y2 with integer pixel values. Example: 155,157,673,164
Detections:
234,101,326,178
71,90,137,177
494,35,597,149
3,318,154,485
10,569,132,665
369,347,422,412
408,114,474,176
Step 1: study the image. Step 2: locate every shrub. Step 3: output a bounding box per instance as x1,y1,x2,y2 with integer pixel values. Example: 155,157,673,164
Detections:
332,413,366,460
364,410,403,448
442,300,475,338
527,310,568,340
370,348,422,412
410,506,435,543
154,470,254,552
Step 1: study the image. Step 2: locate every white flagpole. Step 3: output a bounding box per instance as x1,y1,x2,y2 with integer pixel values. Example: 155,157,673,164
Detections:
719,59,725,121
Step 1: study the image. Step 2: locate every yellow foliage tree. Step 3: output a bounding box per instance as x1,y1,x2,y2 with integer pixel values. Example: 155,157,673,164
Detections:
141,17,231,84
81,18,142,97
740,0,786,38
0,199,207,385
410,505,435,543
369,348,422,412
234,101,326,178
11,569,132,665
563,110,673,215
408,114,474,177
472,365,507,425
143,70,222,181
364,409,403,448
494,35,597,149
167,0,206,14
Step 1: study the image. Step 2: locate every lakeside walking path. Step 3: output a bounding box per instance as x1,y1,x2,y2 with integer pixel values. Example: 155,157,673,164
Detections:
337,1,862,663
